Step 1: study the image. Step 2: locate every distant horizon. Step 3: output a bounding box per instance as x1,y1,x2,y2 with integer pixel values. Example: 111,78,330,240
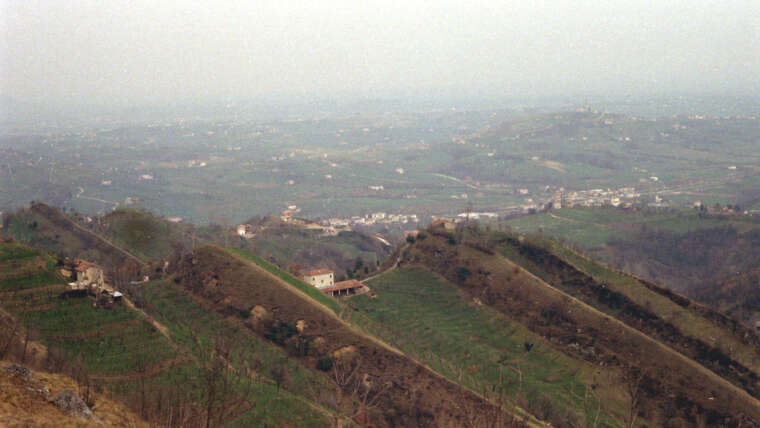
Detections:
3,91,760,128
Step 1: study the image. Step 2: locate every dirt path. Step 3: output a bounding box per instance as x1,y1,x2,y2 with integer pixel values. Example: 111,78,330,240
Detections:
225,248,545,427
66,220,144,268
75,186,121,207
361,243,407,283
494,252,760,413
225,248,406,357
33,203,145,268
122,296,177,351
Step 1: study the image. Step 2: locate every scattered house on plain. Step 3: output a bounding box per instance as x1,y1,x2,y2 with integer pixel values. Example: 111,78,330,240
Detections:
430,218,455,230
302,269,334,289
281,210,293,221
236,224,255,238
167,217,183,223
403,230,420,239
456,212,497,221
321,279,368,297
322,226,340,237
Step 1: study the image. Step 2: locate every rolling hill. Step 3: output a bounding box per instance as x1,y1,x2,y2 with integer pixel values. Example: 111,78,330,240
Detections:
0,241,340,427
168,244,527,427
3,202,760,427
366,225,760,426
501,207,760,326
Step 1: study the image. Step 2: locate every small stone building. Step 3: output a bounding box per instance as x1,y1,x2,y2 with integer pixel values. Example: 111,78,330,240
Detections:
430,218,455,230
302,269,334,289
72,259,105,291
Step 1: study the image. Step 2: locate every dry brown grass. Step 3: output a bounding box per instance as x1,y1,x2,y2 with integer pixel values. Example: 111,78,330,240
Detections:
0,361,147,428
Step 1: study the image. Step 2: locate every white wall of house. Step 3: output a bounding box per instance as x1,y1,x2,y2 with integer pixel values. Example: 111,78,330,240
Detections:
303,273,334,289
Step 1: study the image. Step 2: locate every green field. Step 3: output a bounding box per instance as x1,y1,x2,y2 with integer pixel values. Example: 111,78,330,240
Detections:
137,279,336,427
349,267,622,425
0,241,334,426
227,247,343,314
501,207,747,249
0,243,176,376
4,109,758,224
100,208,184,261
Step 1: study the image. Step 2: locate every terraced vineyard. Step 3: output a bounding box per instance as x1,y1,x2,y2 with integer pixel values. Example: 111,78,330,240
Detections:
397,229,760,426
348,267,621,426
0,242,176,379
0,241,335,427
137,279,336,427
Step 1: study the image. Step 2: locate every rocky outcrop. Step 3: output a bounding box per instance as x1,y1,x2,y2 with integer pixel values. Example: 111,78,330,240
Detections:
52,389,102,426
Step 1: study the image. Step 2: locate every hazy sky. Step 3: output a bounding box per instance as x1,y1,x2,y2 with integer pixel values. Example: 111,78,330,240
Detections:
1,0,759,107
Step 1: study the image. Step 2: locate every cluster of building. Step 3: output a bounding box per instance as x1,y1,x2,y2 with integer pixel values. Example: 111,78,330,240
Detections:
301,269,369,298
64,259,123,306
554,187,641,209
324,212,420,228
511,187,643,213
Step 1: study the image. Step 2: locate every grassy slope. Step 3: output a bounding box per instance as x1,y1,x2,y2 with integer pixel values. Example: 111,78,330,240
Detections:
176,245,529,427
5,203,145,269
495,233,760,387
0,242,331,427
501,207,748,249
352,267,623,426
227,248,342,314
402,231,760,425
100,209,185,261
0,242,175,378
137,279,335,427
0,361,147,427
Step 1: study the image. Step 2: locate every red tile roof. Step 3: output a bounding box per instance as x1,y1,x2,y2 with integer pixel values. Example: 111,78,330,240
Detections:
304,269,333,276
73,258,97,272
322,279,365,293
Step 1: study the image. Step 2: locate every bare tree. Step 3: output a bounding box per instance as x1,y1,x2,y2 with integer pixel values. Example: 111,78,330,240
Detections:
329,358,394,427
270,360,290,394
623,366,646,428
0,292,21,359
189,328,257,428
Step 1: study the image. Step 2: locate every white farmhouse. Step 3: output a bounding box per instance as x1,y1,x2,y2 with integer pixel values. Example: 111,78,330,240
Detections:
303,269,334,289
